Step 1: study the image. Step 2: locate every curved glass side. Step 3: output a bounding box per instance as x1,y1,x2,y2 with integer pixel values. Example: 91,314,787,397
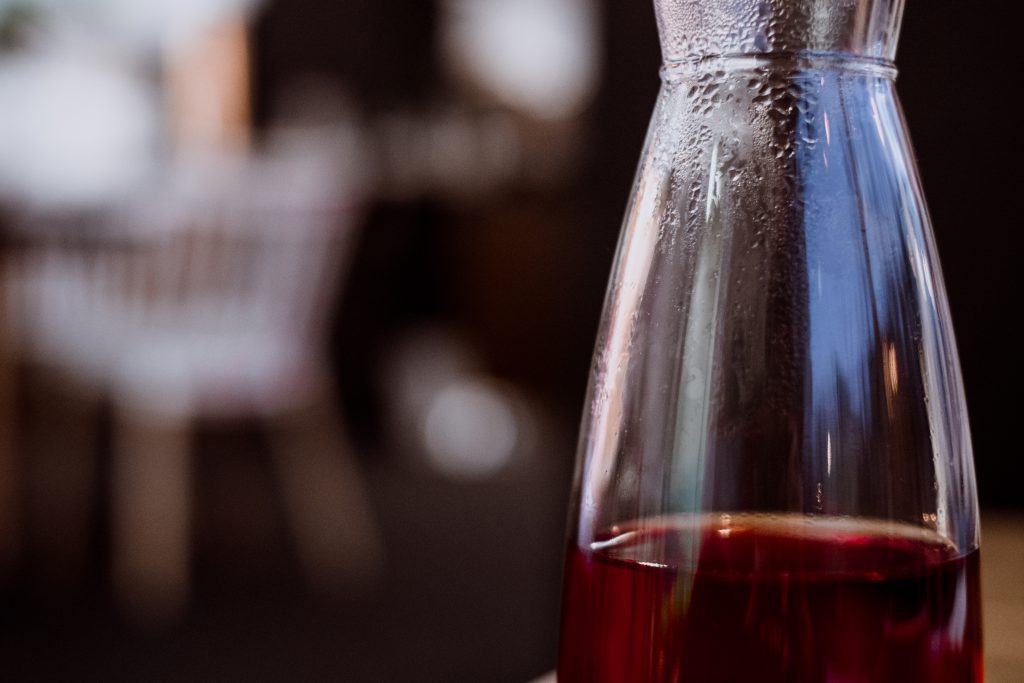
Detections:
567,59,978,555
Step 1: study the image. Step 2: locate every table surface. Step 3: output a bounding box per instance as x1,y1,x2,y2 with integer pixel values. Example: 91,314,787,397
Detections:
531,513,1024,683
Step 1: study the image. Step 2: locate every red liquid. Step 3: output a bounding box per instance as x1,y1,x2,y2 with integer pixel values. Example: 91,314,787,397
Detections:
559,515,981,682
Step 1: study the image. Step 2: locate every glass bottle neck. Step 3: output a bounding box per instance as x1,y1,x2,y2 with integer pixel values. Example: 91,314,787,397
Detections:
654,0,905,65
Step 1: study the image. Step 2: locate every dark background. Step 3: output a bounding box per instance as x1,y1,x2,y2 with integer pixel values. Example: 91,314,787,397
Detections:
2,1,1020,681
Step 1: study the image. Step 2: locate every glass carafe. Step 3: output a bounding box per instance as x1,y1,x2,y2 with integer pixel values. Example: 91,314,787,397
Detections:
558,1,981,681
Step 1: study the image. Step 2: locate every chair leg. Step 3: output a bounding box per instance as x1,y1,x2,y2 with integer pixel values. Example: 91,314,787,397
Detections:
22,370,100,596
0,343,20,580
111,404,192,624
267,392,383,596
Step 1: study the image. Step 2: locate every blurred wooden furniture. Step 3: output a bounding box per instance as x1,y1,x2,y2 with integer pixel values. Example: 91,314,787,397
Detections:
532,513,1024,683
4,140,380,622
981,515,1024,682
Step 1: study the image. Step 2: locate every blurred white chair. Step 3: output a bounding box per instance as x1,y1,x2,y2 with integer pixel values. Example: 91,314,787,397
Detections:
5,133,381,621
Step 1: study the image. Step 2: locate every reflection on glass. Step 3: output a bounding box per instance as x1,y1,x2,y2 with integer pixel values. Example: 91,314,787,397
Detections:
559,1,981,680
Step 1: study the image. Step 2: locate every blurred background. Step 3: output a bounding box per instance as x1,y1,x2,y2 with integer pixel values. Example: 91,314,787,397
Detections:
0,0,1020,681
